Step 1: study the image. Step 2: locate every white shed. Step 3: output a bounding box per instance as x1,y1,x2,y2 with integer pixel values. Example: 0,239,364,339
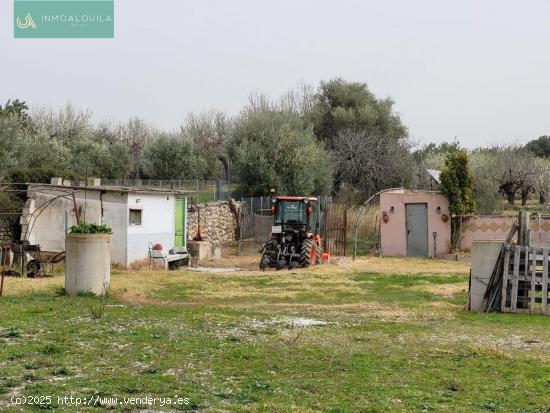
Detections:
21,180,188,268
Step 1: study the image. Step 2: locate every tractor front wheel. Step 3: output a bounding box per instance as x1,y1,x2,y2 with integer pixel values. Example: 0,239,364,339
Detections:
300,238,318,267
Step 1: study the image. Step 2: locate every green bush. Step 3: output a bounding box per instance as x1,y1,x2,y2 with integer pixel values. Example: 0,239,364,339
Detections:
69,223,112,234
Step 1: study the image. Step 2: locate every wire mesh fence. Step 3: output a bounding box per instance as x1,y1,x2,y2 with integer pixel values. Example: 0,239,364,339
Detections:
101,179,236,202
239,197,273,241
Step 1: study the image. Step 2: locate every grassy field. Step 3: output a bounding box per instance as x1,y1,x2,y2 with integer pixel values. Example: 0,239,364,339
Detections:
1,256,550,412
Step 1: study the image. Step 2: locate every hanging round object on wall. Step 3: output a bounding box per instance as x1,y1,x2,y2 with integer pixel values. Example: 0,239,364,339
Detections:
382,211,389,223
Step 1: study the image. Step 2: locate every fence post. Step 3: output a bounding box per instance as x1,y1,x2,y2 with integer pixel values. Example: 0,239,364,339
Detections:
250,197,254,235
238,197,244,255
530,248,537,314
518,210,530,246
215,179,221,201
543,248,549,314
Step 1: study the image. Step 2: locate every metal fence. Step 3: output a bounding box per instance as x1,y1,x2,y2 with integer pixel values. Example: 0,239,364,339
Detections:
322,202,348,256
101,179,235,202
240,197,273,242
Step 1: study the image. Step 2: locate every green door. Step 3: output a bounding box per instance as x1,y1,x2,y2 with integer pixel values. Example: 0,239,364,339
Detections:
175,197,187,248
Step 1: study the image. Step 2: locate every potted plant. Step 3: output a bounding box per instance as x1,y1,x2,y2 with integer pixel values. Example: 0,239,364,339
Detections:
65,223,112,296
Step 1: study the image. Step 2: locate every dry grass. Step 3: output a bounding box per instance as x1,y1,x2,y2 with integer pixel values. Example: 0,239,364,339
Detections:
312,256,469,276
414,283,467,298
1,252,470,327
1,274,64,296
1,256,469,305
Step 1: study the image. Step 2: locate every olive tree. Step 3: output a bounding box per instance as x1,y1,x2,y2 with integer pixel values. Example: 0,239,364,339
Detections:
533,157,550,204
489,146,539,206
117,117,155,179
311,78,407,149
309,78,411,201
16,131,71,173
0,116,21,177
141,133,207,180
228,107,332,196
32,102,93,143
0,99,33,131
182,110,232,180
526,136,550,158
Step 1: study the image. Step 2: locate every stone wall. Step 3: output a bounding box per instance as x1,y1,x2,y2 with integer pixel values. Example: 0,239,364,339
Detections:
0,223,15,243
187,200,240,242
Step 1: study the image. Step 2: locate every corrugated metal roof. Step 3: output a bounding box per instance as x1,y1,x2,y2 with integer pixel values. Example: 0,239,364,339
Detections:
426,169,441,184
27,183,192,196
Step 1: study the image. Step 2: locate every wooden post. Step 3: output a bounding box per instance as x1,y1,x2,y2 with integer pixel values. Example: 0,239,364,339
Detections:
518,210,530,246
501,245,511,312
511,245,521,311
530,247,537,314
543,248,549,315
518,211,523,245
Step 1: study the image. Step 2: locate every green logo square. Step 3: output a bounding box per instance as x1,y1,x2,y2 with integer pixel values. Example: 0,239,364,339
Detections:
14,0,114,38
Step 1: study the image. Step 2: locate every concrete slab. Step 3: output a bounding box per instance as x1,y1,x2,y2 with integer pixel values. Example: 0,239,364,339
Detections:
211,242,222,260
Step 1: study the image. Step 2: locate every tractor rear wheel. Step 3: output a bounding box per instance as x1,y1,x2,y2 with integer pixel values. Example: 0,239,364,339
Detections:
300,239,318,267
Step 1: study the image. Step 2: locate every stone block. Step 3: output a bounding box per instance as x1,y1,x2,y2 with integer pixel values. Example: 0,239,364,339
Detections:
187,241,212,260
50,177,63,186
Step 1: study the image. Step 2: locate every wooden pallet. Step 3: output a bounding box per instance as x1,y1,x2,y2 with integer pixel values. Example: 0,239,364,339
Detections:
501,245,550,314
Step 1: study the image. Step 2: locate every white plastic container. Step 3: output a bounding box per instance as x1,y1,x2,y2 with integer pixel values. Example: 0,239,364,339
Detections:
65,233,111,295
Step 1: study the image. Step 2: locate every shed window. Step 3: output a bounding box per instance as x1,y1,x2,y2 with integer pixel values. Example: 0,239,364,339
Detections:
129,209,142,225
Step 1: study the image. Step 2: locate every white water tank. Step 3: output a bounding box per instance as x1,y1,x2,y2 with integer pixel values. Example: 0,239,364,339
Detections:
65,234,111,295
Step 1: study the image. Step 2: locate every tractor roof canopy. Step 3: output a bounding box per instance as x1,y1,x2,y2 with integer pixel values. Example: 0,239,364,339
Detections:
275,196,318,202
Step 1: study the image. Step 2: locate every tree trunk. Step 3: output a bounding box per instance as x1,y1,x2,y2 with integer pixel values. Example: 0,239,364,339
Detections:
501,183,515,205
521,188,529,206
451,216,463,251
218,155,229,182
506,190,515,205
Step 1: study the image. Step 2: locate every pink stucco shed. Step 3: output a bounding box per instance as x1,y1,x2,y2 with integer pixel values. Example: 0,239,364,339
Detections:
379,189,451,258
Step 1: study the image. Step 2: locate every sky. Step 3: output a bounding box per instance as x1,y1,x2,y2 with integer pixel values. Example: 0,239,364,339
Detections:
2,0,550,147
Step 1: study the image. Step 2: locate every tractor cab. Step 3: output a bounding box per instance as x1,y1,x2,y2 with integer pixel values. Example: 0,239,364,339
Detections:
259,195,324,270
273,196,320,235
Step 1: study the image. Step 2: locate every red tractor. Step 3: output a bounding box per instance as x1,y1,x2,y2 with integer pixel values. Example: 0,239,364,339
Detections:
260,196,324,270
